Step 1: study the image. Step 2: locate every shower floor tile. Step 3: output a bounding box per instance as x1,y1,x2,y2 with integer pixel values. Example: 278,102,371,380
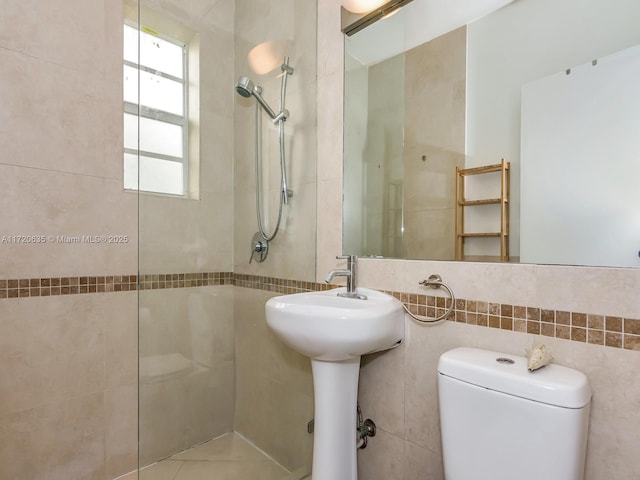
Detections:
122,433,291,480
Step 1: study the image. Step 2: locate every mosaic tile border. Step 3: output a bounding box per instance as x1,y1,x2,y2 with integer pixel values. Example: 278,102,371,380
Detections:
137,272,233,290
392,291,640,352
1,272,638,351
0,272,233,299
234,273,333,294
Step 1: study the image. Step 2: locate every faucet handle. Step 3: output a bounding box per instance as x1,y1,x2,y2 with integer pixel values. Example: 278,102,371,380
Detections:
332,255,363,298
337,255,358,270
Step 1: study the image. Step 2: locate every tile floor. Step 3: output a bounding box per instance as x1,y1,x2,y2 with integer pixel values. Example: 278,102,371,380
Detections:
117,433,309,480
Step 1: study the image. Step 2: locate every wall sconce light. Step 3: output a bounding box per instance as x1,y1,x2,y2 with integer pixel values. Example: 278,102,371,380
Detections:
248,40,292,75
341,0,414,36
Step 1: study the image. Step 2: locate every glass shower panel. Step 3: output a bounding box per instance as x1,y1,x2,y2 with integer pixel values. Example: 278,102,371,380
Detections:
134,0,317,479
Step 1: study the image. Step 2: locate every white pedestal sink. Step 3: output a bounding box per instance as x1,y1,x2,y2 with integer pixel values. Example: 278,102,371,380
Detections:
265,287,405,480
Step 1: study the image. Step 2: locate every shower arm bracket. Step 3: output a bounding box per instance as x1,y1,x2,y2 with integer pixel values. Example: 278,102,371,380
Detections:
272,109,289,124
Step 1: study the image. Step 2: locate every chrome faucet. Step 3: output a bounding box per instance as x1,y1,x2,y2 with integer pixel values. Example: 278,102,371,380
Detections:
325,255,367,300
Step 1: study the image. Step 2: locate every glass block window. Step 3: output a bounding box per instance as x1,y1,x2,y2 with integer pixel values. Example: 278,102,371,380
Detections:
123,23,188,196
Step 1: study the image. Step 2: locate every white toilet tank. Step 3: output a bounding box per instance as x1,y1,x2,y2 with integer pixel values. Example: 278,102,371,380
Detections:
438,347,591,480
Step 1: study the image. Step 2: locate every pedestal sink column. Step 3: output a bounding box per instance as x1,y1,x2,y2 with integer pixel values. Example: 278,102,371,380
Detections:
311,357,361,480
265,287,404,479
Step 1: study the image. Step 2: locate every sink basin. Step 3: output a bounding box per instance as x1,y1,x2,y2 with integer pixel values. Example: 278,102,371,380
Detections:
265,287,404,361
265,286,405,480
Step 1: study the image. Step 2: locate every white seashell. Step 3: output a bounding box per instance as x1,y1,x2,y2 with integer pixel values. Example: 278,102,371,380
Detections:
526,344,553,372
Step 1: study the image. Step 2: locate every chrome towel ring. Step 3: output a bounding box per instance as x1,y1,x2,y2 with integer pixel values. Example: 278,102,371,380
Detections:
403,274,455,324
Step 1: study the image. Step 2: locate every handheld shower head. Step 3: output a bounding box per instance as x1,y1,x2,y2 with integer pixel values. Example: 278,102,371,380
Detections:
235,77,254,98
234,76,278,120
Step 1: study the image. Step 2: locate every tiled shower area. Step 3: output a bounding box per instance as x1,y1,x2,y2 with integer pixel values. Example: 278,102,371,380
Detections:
136,284,314,480
123,434,299,480
135,0,317,477
0,0,316,478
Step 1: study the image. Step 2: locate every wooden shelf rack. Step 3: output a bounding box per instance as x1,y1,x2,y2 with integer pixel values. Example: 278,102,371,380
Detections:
455,159,510,261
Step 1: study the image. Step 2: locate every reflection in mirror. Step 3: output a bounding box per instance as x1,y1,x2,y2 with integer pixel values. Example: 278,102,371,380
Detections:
341,0,414,37
343,0,640,268
343,17,406,258
520,45,640,268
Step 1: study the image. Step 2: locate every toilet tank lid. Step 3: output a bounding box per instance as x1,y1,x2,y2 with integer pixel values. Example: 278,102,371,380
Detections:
438,347,591,408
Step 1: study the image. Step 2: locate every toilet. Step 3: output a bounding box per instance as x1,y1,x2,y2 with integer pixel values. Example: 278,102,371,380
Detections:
437,347,591,480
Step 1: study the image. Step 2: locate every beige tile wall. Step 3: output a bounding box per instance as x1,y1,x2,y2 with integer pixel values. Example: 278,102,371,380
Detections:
0,292,137,479
233,0,317,282
135,0,238,469
233,286,314,473
0,2,136,279
138,0,235,275
317,1,640,479
138,286,235,466
0,0,138,478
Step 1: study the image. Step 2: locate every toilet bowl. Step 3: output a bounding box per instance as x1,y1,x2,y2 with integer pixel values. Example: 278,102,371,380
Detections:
437,347,591,480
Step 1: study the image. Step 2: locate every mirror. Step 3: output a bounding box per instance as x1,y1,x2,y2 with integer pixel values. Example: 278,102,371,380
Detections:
343,0,640,268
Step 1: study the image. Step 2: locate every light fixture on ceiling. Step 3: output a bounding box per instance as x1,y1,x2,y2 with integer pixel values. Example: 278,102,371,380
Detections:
341,0,414,36
342,0,387,13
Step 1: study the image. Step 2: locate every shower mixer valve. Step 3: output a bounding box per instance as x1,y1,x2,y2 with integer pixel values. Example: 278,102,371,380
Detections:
249,232,269,264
